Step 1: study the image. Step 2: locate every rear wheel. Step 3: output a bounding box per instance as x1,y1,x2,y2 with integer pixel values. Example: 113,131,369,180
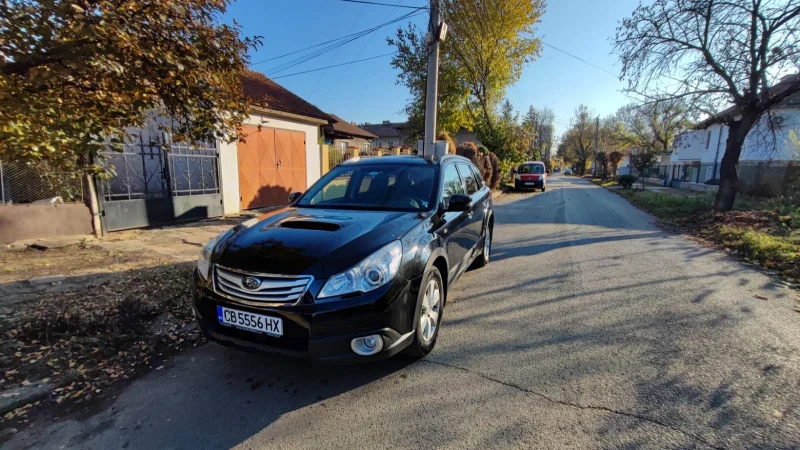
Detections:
472,226,491,269
404,267,444,358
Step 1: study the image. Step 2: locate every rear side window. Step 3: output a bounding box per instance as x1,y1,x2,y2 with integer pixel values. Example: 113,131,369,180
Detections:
441,164,465,205
456,164,478,195
469,165,484,188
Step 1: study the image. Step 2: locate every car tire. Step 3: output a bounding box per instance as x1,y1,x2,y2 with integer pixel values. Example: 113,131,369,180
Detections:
472,226,491,269
403,267,444,358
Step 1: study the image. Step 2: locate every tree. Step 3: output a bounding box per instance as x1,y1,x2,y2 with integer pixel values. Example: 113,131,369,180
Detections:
1,0,260,169
522,105,555,164
560,105,596,175
608,151,624,178
614,0,800,211
630,151,659,189
388,0,544,139
613,100,692,154
596,151,609,179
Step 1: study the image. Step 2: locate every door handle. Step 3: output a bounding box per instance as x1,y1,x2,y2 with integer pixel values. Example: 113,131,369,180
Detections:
277,160,282,168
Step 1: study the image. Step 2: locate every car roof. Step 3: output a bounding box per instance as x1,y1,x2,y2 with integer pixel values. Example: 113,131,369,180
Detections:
339,154,473,167
519,161,545,165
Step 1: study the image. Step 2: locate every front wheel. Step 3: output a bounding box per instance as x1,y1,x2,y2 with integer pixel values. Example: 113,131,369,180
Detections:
404,267,444,358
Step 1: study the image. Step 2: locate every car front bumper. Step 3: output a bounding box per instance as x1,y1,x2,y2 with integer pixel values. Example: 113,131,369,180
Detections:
191,270,422,363
515,179,544,189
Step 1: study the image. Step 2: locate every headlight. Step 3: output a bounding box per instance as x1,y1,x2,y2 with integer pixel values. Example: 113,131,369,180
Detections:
197,233,224,280
318,241,403,300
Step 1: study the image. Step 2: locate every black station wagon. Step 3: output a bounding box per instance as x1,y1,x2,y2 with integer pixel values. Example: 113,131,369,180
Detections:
192,154,494,362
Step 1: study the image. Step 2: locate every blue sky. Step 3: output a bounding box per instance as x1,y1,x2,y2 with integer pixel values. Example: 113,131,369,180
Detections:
226,0,642,139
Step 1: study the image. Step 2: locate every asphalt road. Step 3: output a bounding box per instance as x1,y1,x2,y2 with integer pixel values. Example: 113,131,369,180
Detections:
9,175,800,449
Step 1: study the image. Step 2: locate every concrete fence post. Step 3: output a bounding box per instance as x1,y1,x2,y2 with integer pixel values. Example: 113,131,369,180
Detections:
320,144,329,175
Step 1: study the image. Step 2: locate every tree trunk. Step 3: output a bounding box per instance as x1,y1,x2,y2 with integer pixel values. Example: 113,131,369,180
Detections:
714,116,756,211
83,173,103,237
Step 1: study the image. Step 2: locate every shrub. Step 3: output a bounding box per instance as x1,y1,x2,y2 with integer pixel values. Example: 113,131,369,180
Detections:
436,131,457,154
487,152,501,189
618,174,637,189
456,142,490,184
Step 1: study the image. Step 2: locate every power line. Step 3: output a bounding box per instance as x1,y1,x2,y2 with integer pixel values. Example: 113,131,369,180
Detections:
318,1,415,103
308,4,368,98
271,52,398,79
336,0,427,8
250,9,422,73
540,41,619,78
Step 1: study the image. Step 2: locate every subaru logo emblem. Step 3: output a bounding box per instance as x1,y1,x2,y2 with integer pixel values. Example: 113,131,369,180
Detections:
241,276,261,290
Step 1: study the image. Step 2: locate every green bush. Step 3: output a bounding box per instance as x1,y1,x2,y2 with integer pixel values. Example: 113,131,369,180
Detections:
617,175,637,189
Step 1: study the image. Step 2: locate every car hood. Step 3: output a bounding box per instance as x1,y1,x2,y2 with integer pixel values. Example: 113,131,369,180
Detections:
215,207,422,278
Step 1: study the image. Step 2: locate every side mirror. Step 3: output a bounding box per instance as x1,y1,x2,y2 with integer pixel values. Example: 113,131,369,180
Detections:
447,194,472,212
288,192,302,203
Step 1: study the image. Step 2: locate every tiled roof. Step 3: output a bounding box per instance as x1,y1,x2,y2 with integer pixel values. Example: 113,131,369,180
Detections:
240,70,331,121
360,121,408,138
324,114,378,139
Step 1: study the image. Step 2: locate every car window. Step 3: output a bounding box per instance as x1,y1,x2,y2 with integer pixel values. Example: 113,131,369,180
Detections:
298,164,435,212
519,164,544,174
457,164,478,195
469,165,484,189
308,170,352,204
441,164,465,205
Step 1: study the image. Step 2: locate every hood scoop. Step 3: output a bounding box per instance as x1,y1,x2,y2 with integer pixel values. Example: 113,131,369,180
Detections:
278,220,342,232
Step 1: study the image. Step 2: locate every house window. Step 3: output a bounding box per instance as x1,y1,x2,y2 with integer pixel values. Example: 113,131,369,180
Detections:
340,141,349,153
705,130,712,150
363,142,371,154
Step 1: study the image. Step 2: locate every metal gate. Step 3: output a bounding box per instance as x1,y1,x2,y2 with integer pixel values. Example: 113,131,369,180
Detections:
97,126,223,231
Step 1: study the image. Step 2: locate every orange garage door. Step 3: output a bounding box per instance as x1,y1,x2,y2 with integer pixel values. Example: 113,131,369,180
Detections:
238,126,307,210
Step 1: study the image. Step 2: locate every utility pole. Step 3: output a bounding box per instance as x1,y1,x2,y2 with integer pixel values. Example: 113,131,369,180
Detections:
592,116,599,176
423,0,441,157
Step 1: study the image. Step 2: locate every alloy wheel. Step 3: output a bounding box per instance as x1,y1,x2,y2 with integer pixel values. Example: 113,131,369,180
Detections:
420,278,441,343
484,228,491,262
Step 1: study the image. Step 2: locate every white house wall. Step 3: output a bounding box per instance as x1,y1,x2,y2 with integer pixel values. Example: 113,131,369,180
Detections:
219,113,321,215
675,109,800,166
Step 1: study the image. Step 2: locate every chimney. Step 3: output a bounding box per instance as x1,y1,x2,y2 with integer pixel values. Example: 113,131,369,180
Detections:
352,121,356,125
383,120,390,124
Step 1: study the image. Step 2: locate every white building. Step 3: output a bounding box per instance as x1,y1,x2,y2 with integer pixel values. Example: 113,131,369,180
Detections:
669,77,800,192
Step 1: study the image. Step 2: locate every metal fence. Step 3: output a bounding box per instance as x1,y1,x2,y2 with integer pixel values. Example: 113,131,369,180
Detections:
329,147,356,171
0,159,84,205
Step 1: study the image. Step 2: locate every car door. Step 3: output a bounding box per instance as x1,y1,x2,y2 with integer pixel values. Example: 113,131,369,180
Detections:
467,164,490,251
436,163,471,282
455,164,484,258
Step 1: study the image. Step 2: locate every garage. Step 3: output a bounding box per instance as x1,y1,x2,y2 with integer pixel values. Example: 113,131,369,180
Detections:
237,126,307,210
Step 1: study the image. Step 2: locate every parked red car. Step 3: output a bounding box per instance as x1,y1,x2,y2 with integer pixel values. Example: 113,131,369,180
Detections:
513,161,547,192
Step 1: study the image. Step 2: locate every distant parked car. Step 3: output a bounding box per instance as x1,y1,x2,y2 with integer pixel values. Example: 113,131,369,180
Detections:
513,161,547,191
554,167,561,173
564,168,573,176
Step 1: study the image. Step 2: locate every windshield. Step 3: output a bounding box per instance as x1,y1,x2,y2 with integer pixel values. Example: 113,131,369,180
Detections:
296,164,436,212
518,164,544,174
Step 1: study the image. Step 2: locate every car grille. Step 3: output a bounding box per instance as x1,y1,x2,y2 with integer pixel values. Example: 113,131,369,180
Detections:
213,265,312,304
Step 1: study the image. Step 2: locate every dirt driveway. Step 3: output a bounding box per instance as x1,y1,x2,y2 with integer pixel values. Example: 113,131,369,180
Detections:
0,215,252,429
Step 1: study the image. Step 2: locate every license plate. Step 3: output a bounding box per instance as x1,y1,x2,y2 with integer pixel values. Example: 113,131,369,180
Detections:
526,182,537,185
217,306,283,337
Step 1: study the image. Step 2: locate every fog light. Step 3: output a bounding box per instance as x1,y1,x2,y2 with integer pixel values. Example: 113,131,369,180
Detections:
351,335,384,356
